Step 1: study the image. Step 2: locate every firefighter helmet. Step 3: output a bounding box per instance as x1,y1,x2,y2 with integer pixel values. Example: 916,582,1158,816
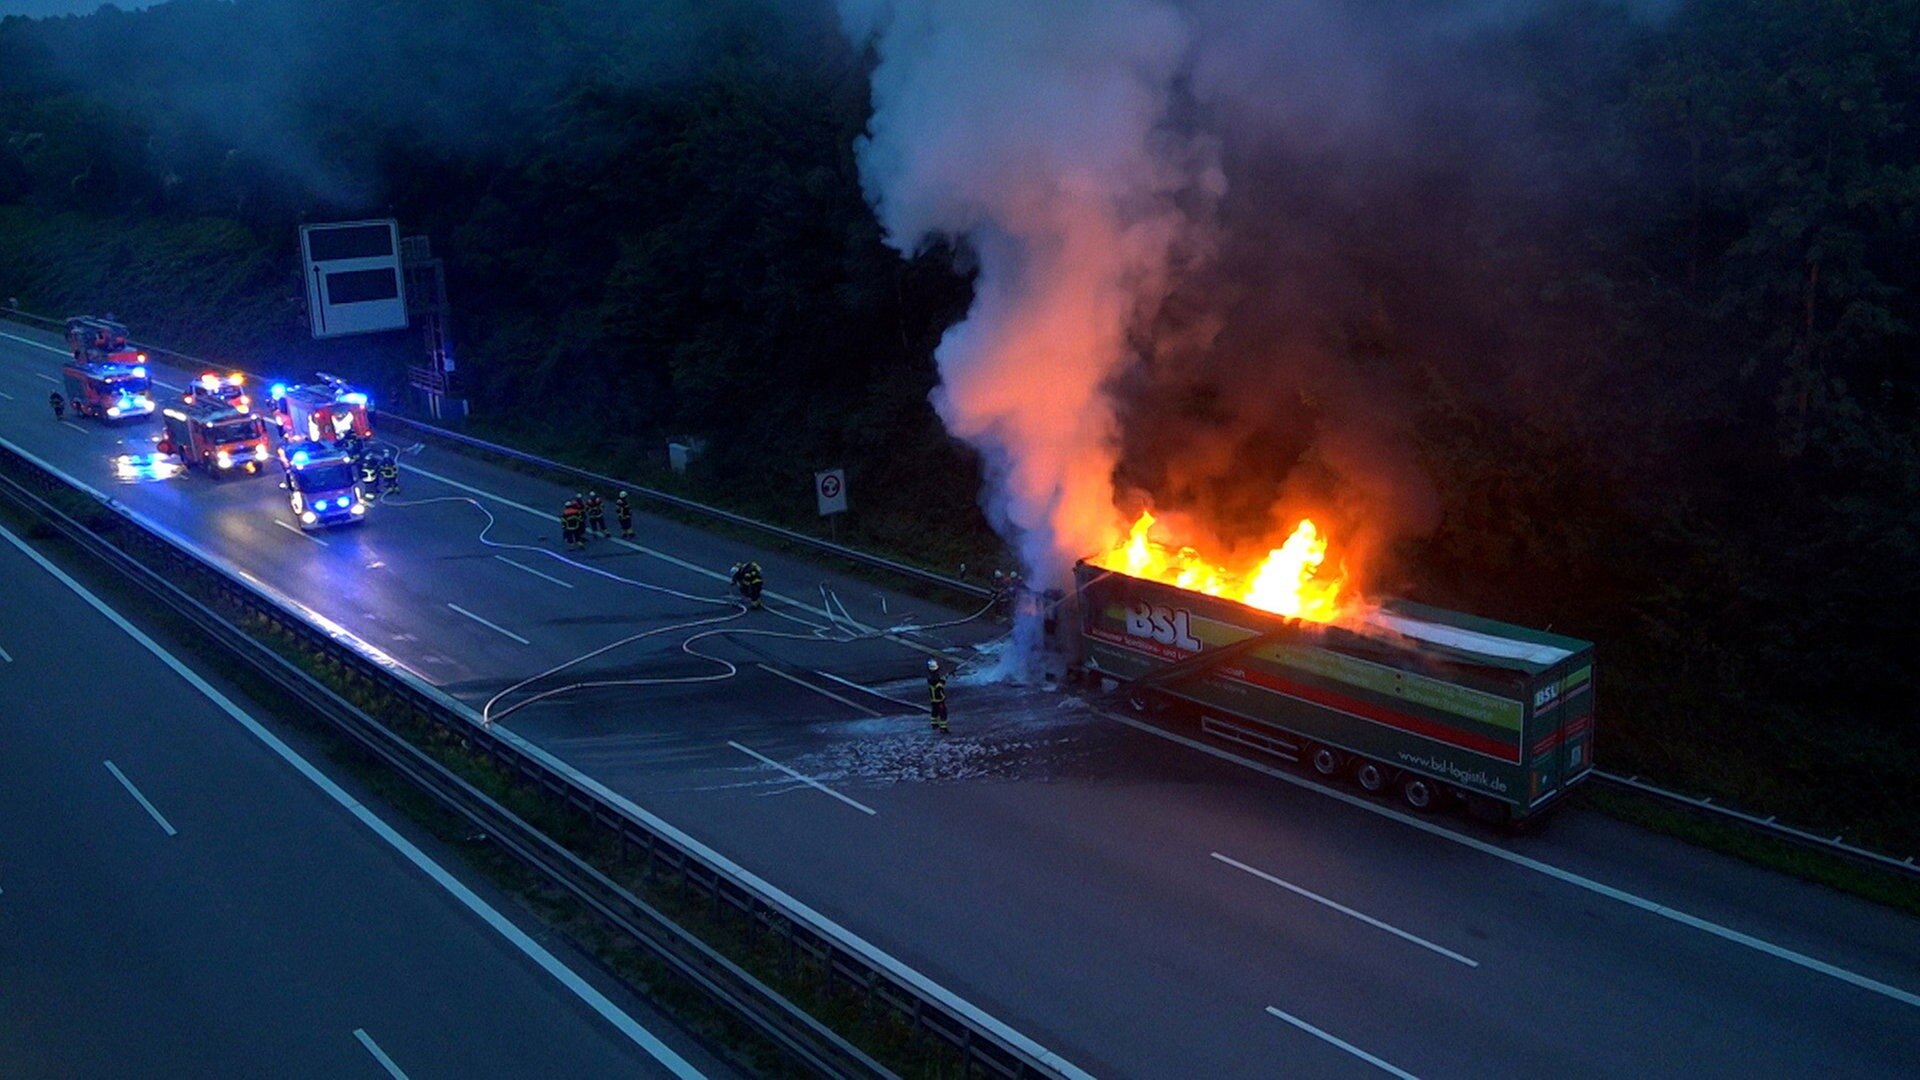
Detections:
926,659,939,673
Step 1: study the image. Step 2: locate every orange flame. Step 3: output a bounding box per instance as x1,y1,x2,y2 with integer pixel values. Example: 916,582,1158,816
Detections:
1092,511,1351,623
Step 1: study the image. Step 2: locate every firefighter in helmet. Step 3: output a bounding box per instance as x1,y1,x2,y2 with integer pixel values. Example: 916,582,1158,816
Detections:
730,560,764,609
927,659,949,733
356,448,380,499
615,491,634,538
561,494,586,550
585,490,607,538
377,447,400,496
49,391,65,420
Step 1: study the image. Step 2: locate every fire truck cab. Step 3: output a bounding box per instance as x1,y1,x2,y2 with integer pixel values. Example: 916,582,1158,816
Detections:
270,376,371,448
280,446,368,529
182,371,252,413
61,356,154,423
159,398,271,477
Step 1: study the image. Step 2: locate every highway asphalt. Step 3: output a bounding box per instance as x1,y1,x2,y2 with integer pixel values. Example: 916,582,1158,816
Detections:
0,516,724,1077
4,322,1918,1078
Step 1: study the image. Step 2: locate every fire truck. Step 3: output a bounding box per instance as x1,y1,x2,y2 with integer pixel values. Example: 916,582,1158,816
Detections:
158,397,271,477
270,374,371,448
65,316,143,366
280,446,368,529
182,370,252,413
61,355,154,423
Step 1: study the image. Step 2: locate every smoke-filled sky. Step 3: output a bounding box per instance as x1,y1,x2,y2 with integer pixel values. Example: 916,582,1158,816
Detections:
837,0,1647,593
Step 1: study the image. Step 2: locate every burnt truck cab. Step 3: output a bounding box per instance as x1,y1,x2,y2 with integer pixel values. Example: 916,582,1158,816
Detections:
281,446,367,529
159,398,271,477
1072,562,1596,827
61,358,154,423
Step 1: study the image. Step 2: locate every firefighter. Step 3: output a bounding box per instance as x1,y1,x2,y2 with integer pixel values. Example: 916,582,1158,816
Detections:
927,659,949,733
615,491,634,538
377,447,400,495
730,560,764,609
356,450,380,500
561,494,586,550
585,490,607,537
49,391,65,420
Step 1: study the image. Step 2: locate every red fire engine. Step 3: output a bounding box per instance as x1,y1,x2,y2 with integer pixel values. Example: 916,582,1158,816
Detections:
270,375,372,447
158,397,271,477
182,371,252,413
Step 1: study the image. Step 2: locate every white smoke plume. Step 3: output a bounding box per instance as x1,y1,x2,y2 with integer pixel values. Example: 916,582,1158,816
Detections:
836,0,1222,589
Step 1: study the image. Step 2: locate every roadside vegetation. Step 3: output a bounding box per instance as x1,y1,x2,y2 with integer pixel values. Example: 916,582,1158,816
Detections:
2,0,1916,862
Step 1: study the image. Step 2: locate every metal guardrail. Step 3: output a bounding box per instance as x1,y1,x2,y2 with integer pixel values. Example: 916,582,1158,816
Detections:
1591,771,1918,880
0,304,993,601
0,430,1090,1080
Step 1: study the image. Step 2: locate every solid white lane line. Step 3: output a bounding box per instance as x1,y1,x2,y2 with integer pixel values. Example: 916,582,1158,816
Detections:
0,521,702,1077
34,372,59,384
272,519,330,546
494,554,575,589
812,668,920,709
0,642,11,662
754,662,882,717
728,740,876,816
352,1029,410,1080
1266,1006,1421,1080
447,603,531,645
0,330,63,354
1107,711,1920,1011
60,421,87,434
0,389,14,400
1213,852,1478,968
104,760,178,837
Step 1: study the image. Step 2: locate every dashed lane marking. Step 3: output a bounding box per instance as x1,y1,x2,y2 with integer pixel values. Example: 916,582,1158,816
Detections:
728,740,876,816
1214,852,1478,968
754,662,882,717
272,519,330,546
104,760,178,837
493,554,575,589
1266,1006,1421,1079
447,603,531,645
352,1029,410,1080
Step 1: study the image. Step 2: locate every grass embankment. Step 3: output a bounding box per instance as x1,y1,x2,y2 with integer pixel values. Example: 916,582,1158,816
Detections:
0,473,973,1078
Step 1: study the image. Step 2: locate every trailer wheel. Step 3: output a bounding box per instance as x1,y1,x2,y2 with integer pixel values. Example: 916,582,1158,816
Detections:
1354,761,1390,794
1308,745,1345,777
1400,776,1439,812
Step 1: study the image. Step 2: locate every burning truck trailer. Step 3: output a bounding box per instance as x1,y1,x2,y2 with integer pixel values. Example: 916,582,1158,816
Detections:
1066,563,1596,827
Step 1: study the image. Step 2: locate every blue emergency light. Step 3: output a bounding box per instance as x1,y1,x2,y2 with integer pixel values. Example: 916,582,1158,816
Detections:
132,366,147,379
271,383,288,400
291,450,310,466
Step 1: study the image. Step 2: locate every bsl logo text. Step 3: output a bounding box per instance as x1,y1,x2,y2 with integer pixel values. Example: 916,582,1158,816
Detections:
1125,602,1202,653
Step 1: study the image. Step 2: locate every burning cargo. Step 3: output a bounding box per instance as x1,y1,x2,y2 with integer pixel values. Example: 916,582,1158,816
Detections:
1072,563,1595,825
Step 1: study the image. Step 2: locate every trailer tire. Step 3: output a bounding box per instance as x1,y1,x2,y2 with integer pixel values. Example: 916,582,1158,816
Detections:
1353,761,1390,795
1308,745,1345,778
1400,776,1439,812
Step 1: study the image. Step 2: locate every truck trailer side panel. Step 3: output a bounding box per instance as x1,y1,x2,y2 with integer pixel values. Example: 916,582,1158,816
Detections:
1074,564,1596,818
